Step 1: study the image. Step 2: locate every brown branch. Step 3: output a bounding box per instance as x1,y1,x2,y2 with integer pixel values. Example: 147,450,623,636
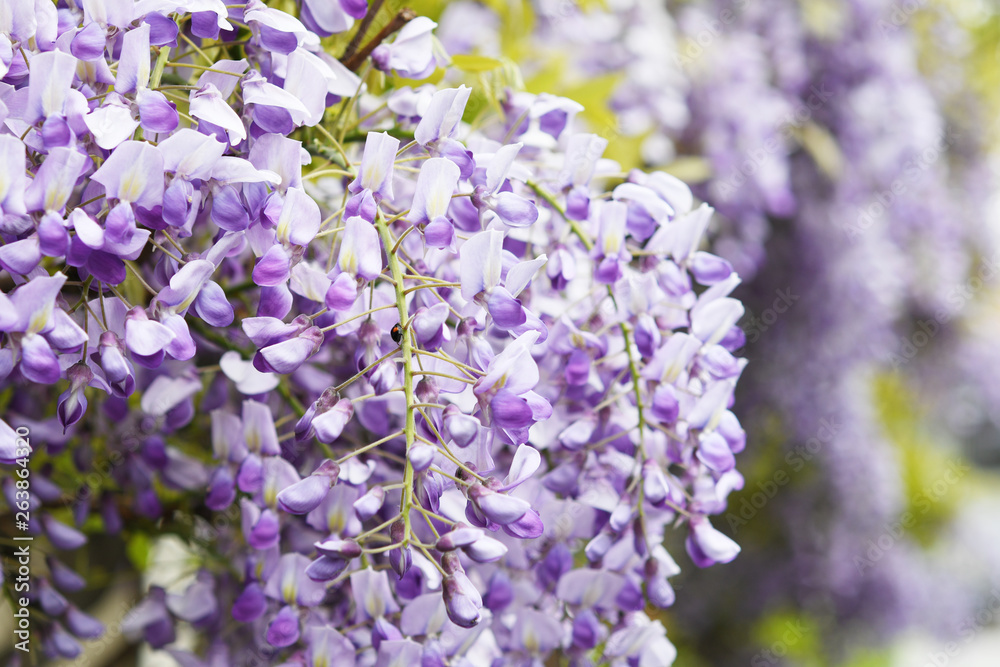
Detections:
340,0,385,62
343,7,417,72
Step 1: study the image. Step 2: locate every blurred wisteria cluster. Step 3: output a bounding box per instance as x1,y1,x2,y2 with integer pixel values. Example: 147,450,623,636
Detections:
430,0,1000,664
3,0,1000,666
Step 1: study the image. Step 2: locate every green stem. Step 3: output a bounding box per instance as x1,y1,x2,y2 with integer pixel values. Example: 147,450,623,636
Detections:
527,180,593,251
150,46,172,90
374,211,417,546
531,179,649,515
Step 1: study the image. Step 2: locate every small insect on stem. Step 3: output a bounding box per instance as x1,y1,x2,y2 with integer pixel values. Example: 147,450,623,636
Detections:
391,322,403,344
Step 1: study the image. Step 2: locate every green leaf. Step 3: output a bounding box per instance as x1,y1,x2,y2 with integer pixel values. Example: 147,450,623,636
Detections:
127,532,153,571
452,54,505,73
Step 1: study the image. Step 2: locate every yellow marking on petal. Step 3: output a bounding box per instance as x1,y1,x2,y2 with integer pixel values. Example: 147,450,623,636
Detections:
45,183,68,212
28,307,52,335
119,168,147,204
523,626,539,653
276,210,292,245
282,579,296,605
341,249,358,276
328,509,345,534
363,165,382,193
365,588,384,618
428,189,448,219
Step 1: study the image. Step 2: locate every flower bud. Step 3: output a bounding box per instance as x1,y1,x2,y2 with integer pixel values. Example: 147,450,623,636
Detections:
389,519,411,577
442,575,481,629
436,525,484,551
408,443,435,472
463,535,508,563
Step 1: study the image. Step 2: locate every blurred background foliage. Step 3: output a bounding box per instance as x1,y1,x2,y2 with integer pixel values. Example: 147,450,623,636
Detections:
399,0,1000,664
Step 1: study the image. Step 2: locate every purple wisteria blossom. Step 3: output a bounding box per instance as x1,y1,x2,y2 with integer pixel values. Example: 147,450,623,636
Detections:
0,2,751,665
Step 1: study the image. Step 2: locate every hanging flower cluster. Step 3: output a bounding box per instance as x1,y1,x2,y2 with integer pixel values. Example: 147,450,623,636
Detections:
447,0,996,655
0,1,748,664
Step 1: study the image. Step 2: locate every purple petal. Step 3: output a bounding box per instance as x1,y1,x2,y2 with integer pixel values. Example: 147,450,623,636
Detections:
476,489,529,525
193,281,235,327
484,570,514,612
20,334,61,384
211,185,249,231
408,443,435,472
0,237,41,274
43,515,87,550
158,128,227,180
690,251,734,285
161,313,197,360
259,330,321,374
410,156,460,223
266,605,300,647
487,287,526,330
191,11,221,39
423,217,455,249
325,271,358,311
190,84,246,145
370,17,437,79
339,0,368,20
353,486,385,521
27,50,76,123
65,606,105,639
277,475,333,515
144,12,179,46
115,23,150,94
442,576,480,629
493,192,538,227
161,179,192,227
92,141,165,209
25,146,86,213
502,508,544,539
463,535,508,562
415,87,470,146
490,388,533,429
312,398,354,443
348,132,399,201
259,283,293,318
205,467,236,510
231,582,267,622
305,554,349,581
503,444,541,489
71,22,107,60
41,115,71,149
696,431,735,472
252,245,291,286
276,187,320,246
337,216,382,281
137,89,179,134
248,509,280,550
686,518,740,567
